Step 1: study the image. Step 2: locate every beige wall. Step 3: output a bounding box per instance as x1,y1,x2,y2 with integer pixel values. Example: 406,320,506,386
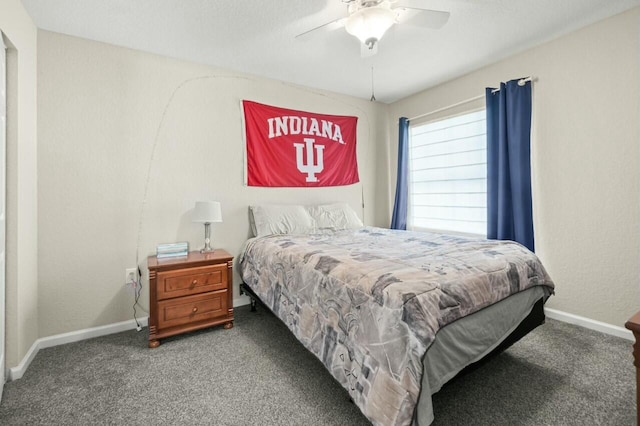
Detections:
37,31,388,337
388,8,640,327
0,0,39,368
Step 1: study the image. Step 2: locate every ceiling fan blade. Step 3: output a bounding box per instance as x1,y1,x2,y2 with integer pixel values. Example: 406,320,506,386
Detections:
295,17,347,42
360,42,378,58
394,8,450,29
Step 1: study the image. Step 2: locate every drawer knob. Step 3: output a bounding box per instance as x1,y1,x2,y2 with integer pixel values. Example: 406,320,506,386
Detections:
191,279,198,286
192,307,198,313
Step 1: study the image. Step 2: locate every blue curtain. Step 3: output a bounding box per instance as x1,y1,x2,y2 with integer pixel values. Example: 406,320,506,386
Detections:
390,117,409,230
486,80,534,251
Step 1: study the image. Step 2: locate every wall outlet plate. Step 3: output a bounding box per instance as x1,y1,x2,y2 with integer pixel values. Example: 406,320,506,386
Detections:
125,268,137,287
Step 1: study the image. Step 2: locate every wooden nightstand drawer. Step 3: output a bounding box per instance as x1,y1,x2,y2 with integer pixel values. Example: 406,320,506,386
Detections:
148,250,234,348
157,290,228,329
157,264,227,300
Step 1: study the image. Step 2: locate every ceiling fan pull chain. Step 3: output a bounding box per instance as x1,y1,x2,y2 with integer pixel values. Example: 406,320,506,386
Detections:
370,66,376,102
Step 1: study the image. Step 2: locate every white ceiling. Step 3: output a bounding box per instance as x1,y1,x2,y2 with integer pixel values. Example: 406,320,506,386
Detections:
21,0,640,103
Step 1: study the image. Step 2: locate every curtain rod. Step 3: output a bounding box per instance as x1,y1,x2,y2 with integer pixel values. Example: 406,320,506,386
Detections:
491,76,534,94
406,76,534,122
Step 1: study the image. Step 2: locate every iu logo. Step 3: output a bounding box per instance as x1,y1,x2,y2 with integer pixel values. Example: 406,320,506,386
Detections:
293,138,325,182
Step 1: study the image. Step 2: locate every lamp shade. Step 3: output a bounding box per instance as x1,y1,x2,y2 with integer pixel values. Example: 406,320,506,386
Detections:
345,6,395,45
192,201,222,223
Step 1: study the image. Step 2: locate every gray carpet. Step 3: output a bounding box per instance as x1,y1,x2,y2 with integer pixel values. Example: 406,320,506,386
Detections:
0,305,635,425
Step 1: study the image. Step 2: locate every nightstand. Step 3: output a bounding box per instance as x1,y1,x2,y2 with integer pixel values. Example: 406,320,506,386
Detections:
147,250,234,348
625,311,640,424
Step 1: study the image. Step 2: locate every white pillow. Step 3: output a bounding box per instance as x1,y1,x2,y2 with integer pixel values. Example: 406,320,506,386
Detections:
307,203,363,231
249,204,316,237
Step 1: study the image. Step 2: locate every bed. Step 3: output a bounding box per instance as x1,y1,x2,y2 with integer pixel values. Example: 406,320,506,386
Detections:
239,203,554,426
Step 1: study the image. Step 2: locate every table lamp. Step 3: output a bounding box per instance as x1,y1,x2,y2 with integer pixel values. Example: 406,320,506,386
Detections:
192,201,222,253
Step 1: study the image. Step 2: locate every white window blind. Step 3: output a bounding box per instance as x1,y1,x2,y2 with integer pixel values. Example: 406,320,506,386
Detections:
408,109,487,236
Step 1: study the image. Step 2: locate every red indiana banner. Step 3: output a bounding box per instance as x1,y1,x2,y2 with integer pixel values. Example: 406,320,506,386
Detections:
243,100,359,187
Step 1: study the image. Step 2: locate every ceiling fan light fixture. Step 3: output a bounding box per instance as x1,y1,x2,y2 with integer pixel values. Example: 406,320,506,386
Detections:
345,6,395,49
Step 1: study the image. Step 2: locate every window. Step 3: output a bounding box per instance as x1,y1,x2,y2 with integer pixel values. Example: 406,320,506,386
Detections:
408,110,487,236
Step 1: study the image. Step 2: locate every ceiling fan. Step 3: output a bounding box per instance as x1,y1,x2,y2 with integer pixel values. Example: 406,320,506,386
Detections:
296,0,450,54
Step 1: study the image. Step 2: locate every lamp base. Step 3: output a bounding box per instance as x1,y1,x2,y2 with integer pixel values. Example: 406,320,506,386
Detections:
200,222,214,253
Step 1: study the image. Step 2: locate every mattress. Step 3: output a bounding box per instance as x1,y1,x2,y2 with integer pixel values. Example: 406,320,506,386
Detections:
239,227,554,425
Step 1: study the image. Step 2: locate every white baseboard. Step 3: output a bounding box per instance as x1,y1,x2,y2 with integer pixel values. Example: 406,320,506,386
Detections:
0,353,4,400
6,337,38,382
544,308,633,341
7,316,149,382
233,295,251,307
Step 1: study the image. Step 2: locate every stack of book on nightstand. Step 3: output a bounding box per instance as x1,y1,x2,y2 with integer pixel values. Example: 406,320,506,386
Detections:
156,242,189,259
